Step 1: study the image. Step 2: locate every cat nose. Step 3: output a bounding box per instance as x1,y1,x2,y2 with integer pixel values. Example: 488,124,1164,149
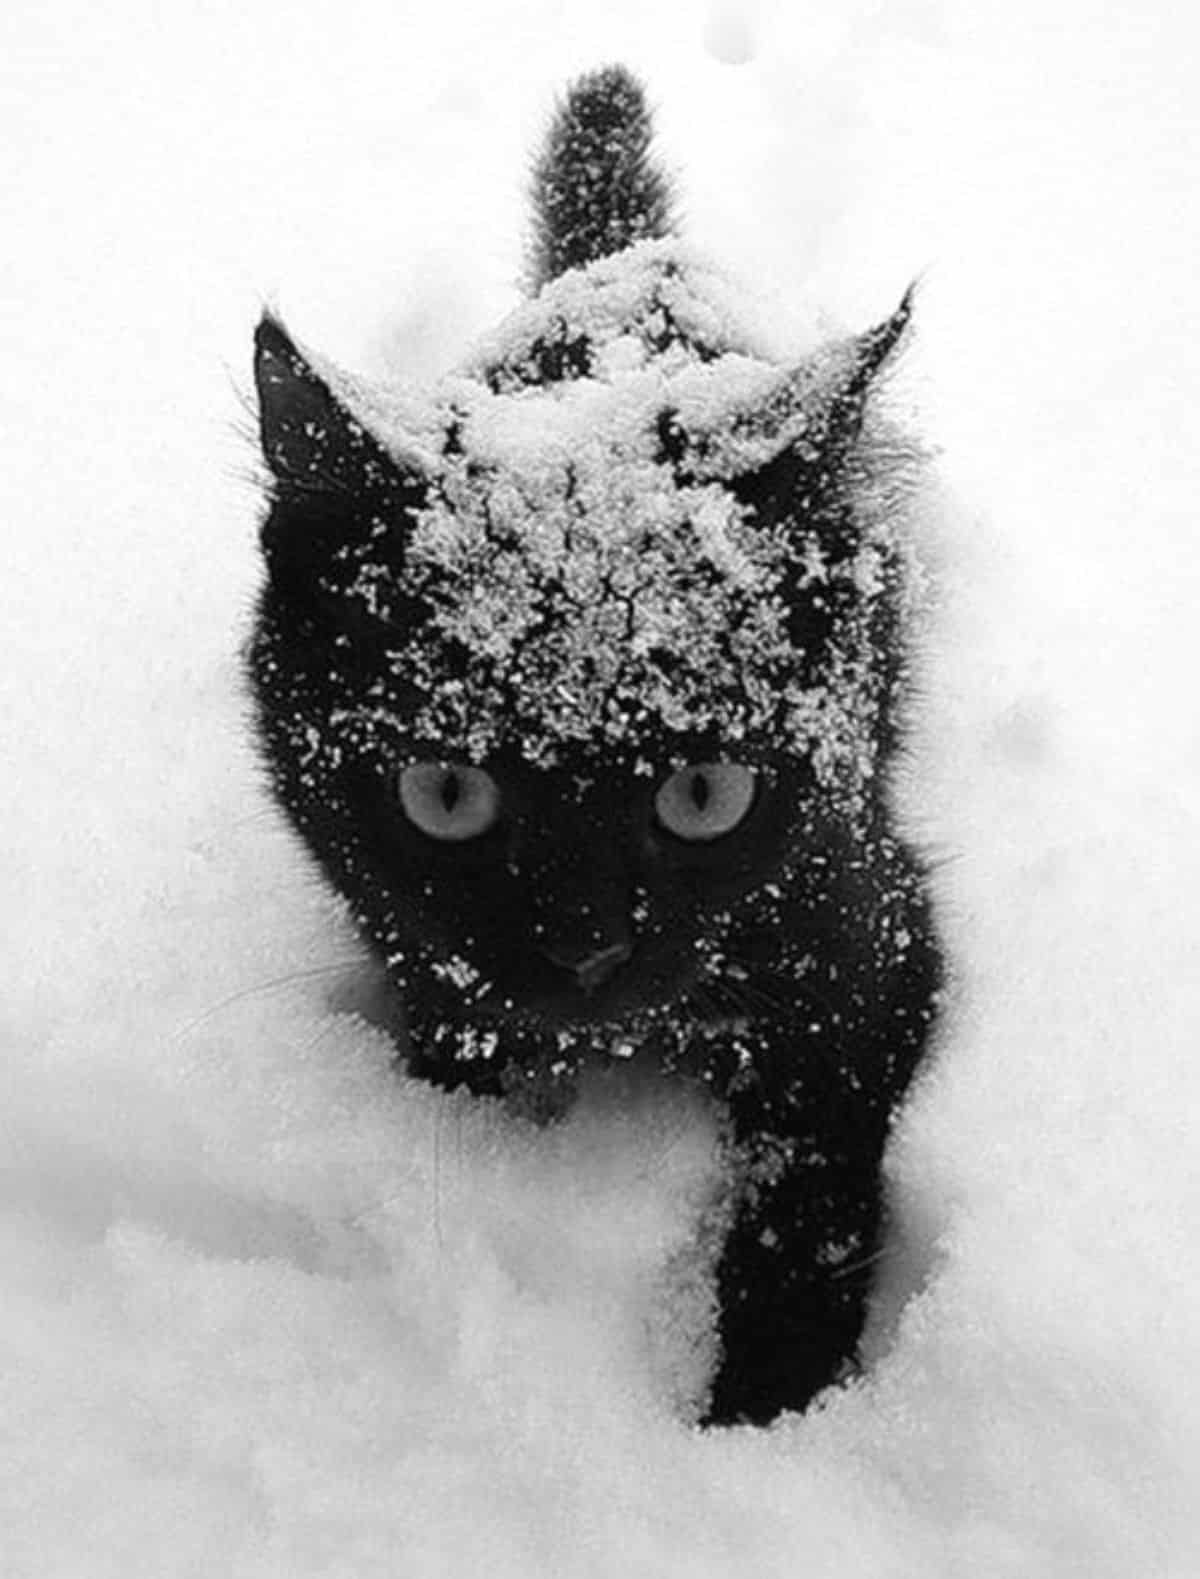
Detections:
542,939,633,992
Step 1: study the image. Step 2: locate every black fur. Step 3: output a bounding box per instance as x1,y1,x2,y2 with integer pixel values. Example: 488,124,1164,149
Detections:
247,68,941,1426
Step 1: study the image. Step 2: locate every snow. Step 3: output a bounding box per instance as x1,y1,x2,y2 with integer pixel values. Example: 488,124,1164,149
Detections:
4,1,1200,1575
303,238,919,773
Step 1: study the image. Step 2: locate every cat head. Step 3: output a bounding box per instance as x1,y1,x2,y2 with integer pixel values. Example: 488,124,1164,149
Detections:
248,246,920,1082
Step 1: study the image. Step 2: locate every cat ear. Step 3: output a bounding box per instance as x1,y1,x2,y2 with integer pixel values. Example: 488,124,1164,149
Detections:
822,283,915,442
730,285,915,520
254,313,422,505
253,315,430,634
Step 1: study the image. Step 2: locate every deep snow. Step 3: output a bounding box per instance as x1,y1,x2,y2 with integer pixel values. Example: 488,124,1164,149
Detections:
4,1,1200,1575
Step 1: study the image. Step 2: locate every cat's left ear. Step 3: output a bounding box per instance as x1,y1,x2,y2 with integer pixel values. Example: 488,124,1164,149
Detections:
822,283,914,444
731,286,915,520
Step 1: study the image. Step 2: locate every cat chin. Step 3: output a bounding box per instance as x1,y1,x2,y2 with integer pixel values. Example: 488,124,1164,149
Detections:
458,998,677,1046
410,1003,757,1123
465,974,707,1039
434,993,751,1067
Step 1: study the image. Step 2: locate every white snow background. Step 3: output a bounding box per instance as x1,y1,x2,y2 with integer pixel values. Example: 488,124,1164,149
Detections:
4,0,1200,1574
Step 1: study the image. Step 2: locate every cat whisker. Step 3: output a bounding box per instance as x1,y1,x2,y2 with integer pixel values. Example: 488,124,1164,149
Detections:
706,969,787,1020
681,978,736,1026
722,952,844,1023
923,845,965,876
828,1243,890,1281
227,806,284,830
704,965,856,1080
168,960,365,1049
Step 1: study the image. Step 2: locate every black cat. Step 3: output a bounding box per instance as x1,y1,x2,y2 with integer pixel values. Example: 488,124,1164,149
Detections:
247,65,941,1426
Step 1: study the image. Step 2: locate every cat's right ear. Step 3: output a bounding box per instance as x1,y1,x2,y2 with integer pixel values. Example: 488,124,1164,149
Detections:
253,316,430,635
254,314,419,507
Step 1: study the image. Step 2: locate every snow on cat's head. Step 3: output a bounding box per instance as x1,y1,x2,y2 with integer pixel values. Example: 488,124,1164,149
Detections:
253,242,917,794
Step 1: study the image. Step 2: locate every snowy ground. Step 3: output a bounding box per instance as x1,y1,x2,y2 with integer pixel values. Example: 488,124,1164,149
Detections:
4,1,1200,1574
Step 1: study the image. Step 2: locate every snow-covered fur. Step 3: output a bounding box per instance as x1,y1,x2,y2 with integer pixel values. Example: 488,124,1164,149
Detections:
247,64,941,1425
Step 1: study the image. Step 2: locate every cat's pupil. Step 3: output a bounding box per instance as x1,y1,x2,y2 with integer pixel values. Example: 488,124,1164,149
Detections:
690,772,710,812
440,772,462,813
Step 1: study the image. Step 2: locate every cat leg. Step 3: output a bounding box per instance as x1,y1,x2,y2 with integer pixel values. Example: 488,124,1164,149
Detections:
703,1081,892,1427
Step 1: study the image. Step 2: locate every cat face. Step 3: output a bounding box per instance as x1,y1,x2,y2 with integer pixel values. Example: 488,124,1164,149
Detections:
248,248,916,1082
319,740,828,1038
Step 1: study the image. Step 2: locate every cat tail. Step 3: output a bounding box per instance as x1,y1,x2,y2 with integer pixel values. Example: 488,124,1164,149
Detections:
528,64,676,289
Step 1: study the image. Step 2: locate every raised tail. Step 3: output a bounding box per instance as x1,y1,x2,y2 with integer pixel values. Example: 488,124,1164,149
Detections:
528,64,675,289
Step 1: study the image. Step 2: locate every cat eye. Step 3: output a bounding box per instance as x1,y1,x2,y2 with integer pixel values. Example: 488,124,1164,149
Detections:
398,763,501,842
654,763,757,843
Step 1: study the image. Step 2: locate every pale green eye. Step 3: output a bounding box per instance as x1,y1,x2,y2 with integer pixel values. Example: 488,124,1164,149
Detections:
398,763,500,841
654,763,757,842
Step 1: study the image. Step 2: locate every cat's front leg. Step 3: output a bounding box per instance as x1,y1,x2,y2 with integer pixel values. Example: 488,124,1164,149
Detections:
704,1060,894,1427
